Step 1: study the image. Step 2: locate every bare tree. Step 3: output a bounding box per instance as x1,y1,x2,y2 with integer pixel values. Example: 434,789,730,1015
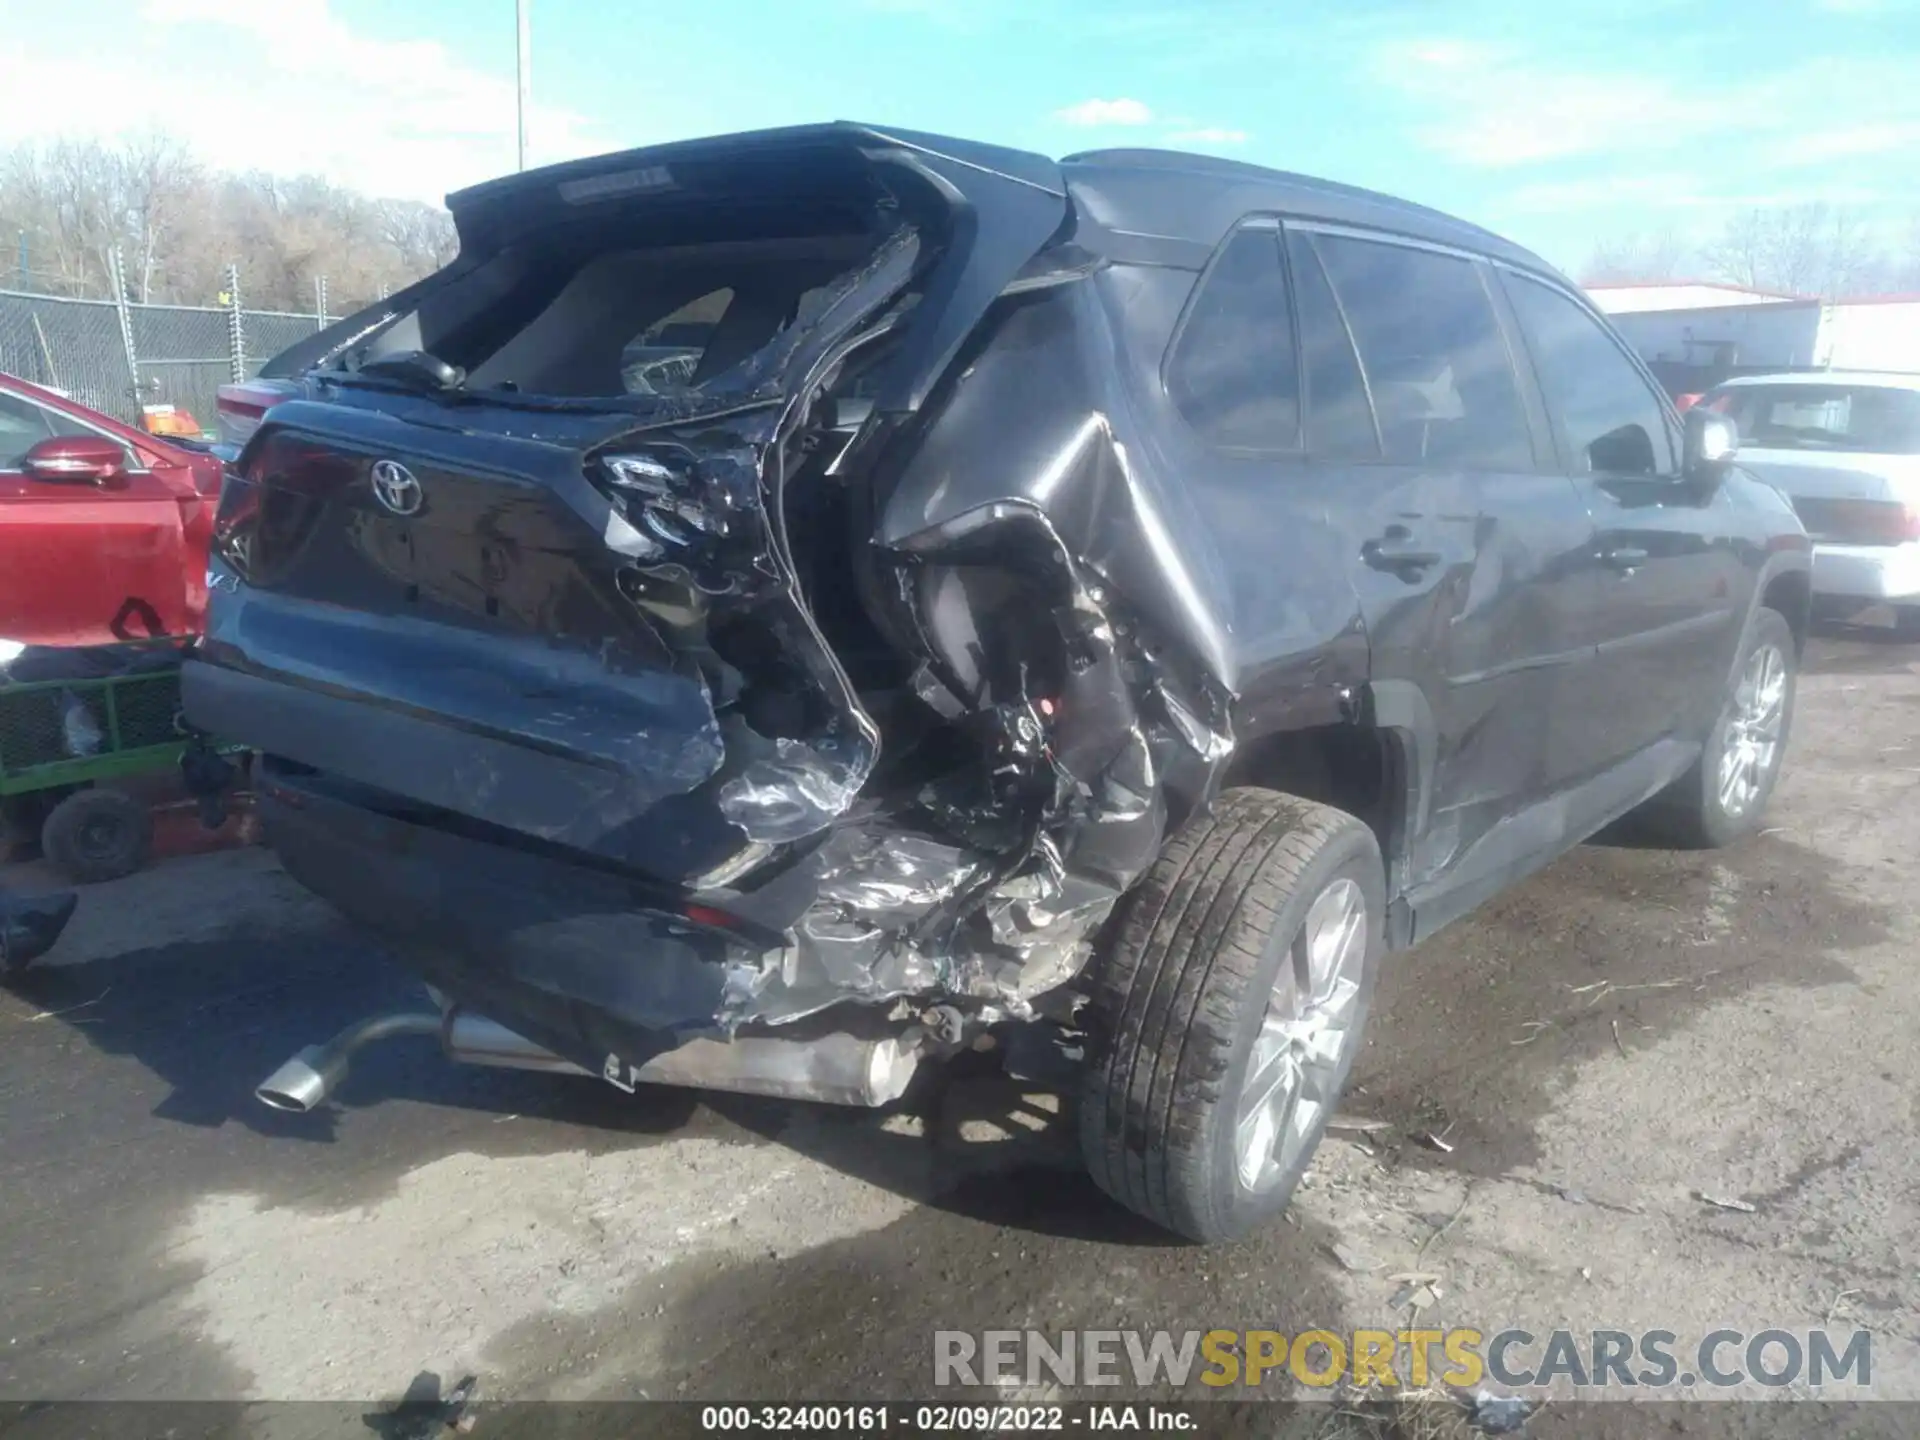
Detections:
1580,226,1693,285
1701,203,1886,298
377,199,459,277
0,133,461,310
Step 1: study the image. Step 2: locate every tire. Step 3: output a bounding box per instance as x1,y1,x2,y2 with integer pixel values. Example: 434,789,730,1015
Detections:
41,788,153,884
1637,607,1797,848
1894,606,1920,640
1079,788,1386,1243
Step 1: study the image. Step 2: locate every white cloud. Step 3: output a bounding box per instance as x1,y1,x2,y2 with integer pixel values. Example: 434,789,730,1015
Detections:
1375,40,1720,167
1054,97,1155,127
0,0,607,203
1503,173,1888,216
1775,122,1920,164
1168,127,1250,146
1376,37,1920,176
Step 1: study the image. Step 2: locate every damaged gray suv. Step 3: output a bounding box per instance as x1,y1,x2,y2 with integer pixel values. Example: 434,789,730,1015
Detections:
185,123,1811,1242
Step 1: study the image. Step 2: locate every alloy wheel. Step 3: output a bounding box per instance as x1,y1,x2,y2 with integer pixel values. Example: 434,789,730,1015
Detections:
1717,641,1787,817
1233,876,1368,1193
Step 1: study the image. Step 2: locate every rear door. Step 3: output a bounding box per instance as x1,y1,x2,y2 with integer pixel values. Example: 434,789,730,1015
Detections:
1282,226,1597,914
1499,271,1747,776
0,383,198,645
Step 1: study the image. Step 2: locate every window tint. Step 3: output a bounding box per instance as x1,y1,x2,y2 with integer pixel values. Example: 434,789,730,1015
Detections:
1506,275,1675,476
1167,228,1299,449
1711,383,1920,456
1285,232,1378,459
1311,235,1533,470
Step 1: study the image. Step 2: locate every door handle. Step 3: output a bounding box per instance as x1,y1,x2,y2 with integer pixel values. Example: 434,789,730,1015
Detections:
1362,535,1443,575
1603,546,1649,573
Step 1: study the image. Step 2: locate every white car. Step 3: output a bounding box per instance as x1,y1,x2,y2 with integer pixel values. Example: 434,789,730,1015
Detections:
1705,371,1920,634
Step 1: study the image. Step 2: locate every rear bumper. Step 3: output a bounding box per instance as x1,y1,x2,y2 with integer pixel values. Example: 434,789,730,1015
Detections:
1811,541,1920,602
254,760,763,1078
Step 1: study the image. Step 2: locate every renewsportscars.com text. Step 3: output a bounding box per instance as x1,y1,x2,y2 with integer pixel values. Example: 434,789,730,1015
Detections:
934,1328,1873,1391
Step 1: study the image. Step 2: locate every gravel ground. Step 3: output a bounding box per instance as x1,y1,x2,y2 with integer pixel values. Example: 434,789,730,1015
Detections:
2,624,1916,1435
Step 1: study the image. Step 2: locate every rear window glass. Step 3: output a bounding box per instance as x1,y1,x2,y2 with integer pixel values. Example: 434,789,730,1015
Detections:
620,288,732,395
1310,234,1533,471
329,226,904,402
1167,228,1300,450
1712,384,1920,455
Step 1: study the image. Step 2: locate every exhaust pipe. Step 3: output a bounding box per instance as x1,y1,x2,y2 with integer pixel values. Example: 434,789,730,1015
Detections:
256,1009,925,1114
443,1011,922,1107
254,1011,441,1113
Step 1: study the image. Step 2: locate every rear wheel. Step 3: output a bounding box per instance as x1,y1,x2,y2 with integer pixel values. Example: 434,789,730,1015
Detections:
1079,789,1385,1243
41,788,153,884
1893,605,1920,640
1637,607,1796,848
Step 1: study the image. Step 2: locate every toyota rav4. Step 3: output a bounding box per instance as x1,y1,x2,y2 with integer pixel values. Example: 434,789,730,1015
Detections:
184,123,1811,1242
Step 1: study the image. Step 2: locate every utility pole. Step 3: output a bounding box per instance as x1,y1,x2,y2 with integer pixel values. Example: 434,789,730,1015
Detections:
516,0,531,171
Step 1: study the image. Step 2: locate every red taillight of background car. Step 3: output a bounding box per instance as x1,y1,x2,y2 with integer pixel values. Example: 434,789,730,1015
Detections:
215,379,300,445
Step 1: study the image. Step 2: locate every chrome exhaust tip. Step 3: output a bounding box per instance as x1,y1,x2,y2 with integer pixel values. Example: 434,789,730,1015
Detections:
255,1046,335,1113
253,1012,441,1114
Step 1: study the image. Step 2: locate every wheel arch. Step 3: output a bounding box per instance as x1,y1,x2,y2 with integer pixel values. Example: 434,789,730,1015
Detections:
1216,690,1427,947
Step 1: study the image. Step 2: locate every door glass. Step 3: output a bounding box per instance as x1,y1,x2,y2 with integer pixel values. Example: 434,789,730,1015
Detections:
1166,228,1300,450
1506,275,1677,476
1286,232,1379,460
0,390,132,470
0,391,59,468
1311,234,1533,470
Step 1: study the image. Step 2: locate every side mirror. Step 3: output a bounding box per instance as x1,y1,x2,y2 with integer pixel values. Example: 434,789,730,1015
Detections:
21,435,128,487
1683,408,1738,485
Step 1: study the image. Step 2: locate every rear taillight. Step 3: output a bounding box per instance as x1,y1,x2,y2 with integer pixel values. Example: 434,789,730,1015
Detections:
215,386,274,422
215,380,299,444
1903,505,1920,543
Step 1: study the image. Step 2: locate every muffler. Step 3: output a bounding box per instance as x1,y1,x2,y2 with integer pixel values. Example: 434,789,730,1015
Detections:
444,1011,923,1107
254,1008,925,1114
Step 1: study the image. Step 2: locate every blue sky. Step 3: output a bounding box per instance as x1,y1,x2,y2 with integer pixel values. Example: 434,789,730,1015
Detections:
4,0,1918,271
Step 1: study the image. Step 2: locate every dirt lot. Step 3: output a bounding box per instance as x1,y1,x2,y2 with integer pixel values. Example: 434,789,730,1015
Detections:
2,623,1917,1433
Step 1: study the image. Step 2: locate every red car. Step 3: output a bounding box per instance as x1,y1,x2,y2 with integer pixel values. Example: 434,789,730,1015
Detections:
0,373,221,646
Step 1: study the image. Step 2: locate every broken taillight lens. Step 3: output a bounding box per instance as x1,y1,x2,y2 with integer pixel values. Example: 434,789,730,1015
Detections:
602,452,732,546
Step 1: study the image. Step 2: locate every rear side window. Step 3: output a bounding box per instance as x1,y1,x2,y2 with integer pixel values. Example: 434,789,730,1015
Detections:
1312,234,1533,470
1711,383,1920,455
1167,229,1299,450
1505,275,1675,476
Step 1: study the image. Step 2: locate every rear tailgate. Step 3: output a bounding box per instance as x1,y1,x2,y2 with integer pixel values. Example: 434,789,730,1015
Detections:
1739,448,1920,545
184,125,1068,884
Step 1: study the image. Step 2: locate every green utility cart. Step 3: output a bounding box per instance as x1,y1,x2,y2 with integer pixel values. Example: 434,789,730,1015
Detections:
0,645,198,883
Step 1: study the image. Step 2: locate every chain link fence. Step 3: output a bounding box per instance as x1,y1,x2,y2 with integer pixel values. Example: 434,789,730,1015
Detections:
0,276,377,433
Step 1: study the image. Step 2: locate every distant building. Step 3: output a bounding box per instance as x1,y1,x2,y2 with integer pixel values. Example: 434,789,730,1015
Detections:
1583,281,1920,394
1587,281,1801,315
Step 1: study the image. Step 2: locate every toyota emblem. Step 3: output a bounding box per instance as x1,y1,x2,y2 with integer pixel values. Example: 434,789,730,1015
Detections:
370,459,423,516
